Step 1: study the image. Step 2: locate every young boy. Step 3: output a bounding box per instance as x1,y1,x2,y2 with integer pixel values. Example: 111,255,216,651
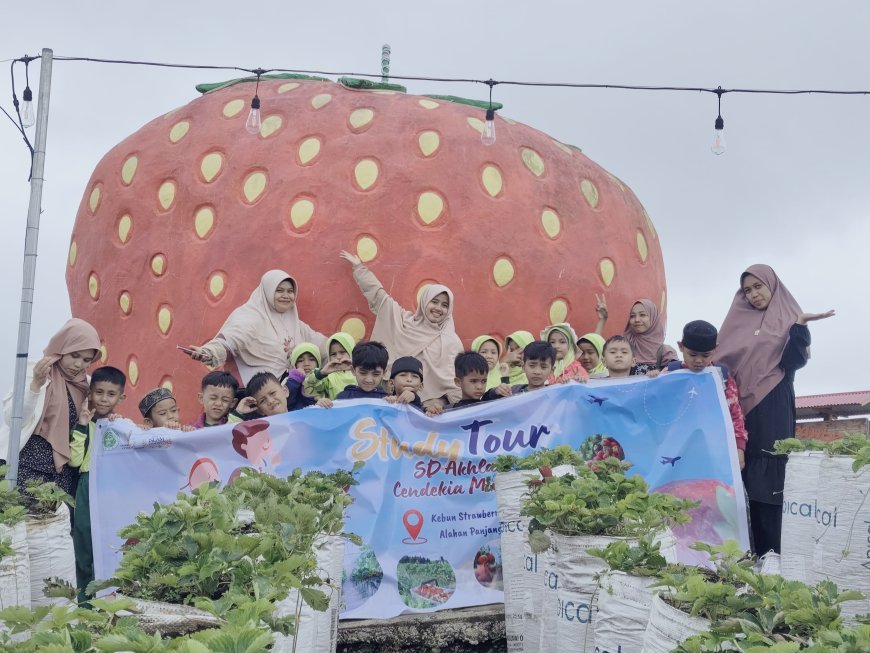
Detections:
69,366,126,604
386,356,424,409
139,387,192,430
448,351,501,410
332,341,389,403
286,344,321,411
190,371,239,428
668,320,748,468
303,333,357,401
236,371,290,418
511,341,556,394
602,335,634,379
291,343,321,375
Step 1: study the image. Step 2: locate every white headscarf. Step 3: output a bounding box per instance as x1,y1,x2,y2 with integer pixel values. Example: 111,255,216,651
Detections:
212,270,325,381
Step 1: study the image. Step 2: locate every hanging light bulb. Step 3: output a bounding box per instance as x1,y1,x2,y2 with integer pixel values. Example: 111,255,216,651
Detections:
245,94,262,135
710,86,726,155
245,69,265,136
711,115,726,155
482,108,497,146
20,86,35,128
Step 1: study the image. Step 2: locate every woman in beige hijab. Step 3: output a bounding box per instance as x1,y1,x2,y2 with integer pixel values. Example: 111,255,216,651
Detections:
185,271,326,383
340,251,464,410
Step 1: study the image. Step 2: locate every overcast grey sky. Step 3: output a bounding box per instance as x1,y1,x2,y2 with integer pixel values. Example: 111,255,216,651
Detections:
1,1,867,398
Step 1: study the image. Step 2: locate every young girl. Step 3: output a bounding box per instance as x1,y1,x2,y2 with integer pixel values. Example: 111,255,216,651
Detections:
341,250,464,409
623,299,668,375
286,343,321,411
503,330,534,385
540,323,589,384
717,264,834,555
471,335,505,391
1,318,101,497
576,332,608,378
302,332,356,400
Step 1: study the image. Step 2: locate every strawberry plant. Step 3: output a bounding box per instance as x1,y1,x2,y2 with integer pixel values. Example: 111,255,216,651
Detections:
491,445,585,473
587,534,673,577
21,479,75,517
521,457,696,552
90,467,359,630
774,434,870,472
0,466,27,527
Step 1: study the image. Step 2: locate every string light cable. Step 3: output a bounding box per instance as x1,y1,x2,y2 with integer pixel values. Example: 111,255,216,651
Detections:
8,52,870,155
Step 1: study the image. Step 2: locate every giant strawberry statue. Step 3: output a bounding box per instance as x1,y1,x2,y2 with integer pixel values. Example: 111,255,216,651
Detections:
66,77,665,417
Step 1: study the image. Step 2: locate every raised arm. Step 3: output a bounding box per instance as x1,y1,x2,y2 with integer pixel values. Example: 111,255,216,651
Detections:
340,250,397,316
594,294,608,336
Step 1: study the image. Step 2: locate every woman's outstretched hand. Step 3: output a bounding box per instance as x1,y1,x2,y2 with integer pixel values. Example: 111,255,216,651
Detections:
796,310,835,325
183,345,213,365
340,250,362,267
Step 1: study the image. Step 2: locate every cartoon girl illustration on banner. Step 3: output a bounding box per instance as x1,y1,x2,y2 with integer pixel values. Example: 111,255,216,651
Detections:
231,420,281,472
181,457,220,490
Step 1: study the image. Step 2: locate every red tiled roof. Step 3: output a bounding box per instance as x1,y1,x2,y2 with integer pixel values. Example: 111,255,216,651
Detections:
796,391,870,409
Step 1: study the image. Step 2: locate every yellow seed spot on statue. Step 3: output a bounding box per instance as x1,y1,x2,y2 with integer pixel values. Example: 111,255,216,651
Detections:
418,131,440,157
416,282,432,305
298,138,321,165
581,179,599,209
119,292,131,315
349,108,374,130
661,290,667,315
121,156,138,185
88,185,101,214
417,192,444,225
99,344,107,363
169,120,190,142
158,180,176,210
492,258,515,287
243,171,267,203
222,100,244,118
467,117,485,134
636,231,648,262
88,272,99,300
606,172,626,192
521,148,545,177
503,117,517,126
68,241,77,267
552,139,573,155
357,236,378,262
200,152,223,183
194,207,215,239
128,358,139,386
117,214,132,243
157,306,172,335
311,93,332,109
373,90,396,95
482,165,503,197
151,254,166,276
418,99,439,109
260,115,282,138
341,317,366,342
549,299,568,324
277,82,300,94
209,273,225,298
599,258,615,287
354,159,379,191
644,208,658,239
541,209,561,239
161,377,174,391
290,198,314,229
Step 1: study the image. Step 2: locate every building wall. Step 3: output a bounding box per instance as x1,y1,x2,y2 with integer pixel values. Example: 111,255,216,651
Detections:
796,417,869,442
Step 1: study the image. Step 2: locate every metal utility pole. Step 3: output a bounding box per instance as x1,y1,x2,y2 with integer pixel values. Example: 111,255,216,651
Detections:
6,48,53,484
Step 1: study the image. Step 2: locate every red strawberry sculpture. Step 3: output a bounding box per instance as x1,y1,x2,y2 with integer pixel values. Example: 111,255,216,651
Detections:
66,77,665,418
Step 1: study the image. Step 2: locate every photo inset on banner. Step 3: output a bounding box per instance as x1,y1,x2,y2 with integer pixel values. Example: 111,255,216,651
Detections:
397,554,456,609
472,541,503,590
341,542,384,611
579,433,625,463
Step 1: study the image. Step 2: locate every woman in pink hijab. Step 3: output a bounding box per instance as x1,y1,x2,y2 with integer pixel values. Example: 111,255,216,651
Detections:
340,251,464,410
718,264,834,555
1,319,101,497
185,270,326,383
623,298,675,374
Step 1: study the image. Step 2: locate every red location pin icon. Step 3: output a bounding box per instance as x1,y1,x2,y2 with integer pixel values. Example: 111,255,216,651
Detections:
402,509,426,544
